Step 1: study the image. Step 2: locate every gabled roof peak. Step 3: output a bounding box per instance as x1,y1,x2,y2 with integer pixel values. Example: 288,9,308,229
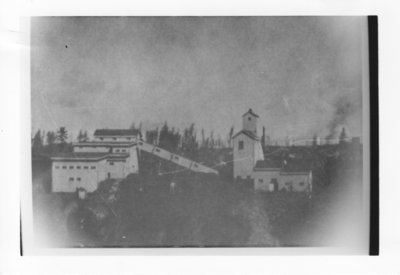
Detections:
242,108,259,118
232,130,260,140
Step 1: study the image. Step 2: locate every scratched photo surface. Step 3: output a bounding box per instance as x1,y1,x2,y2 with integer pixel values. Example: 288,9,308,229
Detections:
30,17,368,251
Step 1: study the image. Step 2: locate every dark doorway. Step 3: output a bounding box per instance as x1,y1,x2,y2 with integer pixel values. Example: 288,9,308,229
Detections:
271,178,278,192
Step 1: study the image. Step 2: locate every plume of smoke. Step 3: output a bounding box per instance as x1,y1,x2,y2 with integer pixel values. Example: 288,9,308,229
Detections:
326,95,360,140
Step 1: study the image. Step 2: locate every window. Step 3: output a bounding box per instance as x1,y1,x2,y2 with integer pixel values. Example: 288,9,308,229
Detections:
91,166,95,169
69,166,74,169
299,182,305,186
84,166,89,169
77,177,81,181
174,156,179,160
69,177,74,181
194,164,199,168
258,179,263,183
238,141,244,150
77,166,81,169
155,148,161,153
121,149,126,152
115,149,120,152
127,137,131,140
113,137,117,141
100,137,104,141
55,166,59,169
248,117,251,121
62,166,67,169
109,161,114,165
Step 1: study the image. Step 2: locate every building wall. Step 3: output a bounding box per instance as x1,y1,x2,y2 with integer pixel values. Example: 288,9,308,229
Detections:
94,136,137,142
104,159,126,179
126,145,139,174
253,169,281,191
253,140,264,162
279,173,312,192
233,133,256,179
243,113,258,134
51,159,107,192
111,147,129,154
253,171,312,192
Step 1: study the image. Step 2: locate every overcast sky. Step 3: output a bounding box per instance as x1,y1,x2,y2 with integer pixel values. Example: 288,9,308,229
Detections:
31,17,366,142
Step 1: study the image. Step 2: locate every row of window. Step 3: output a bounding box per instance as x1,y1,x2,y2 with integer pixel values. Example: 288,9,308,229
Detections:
69,177,81,182
55,165,96,170
114,149,127,153
98,137,133,141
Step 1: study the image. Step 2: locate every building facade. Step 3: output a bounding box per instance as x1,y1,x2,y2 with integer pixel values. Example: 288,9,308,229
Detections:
233,109,312,193
51,129,140,193
51,153,109,192
232,109,265,180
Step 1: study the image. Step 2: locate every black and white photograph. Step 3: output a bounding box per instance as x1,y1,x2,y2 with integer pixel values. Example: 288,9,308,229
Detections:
27,16,371,253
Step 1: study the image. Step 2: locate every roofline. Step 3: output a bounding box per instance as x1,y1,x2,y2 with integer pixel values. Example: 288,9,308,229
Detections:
232,130,260,140
73,142,137,147
51,156,109,162
107,153,129,159
51,152,129,162
242,109,259,118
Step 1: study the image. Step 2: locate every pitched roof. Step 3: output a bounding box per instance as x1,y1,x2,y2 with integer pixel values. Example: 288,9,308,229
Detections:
52,152,130,162
94,129,140,136
232,130,260,141
253,159,282,170
51,152,109,161
281,161,312,173
242,108,259,118
107,153,129,159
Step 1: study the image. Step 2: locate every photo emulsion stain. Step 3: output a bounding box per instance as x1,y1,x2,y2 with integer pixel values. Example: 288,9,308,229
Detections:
29,17,368,252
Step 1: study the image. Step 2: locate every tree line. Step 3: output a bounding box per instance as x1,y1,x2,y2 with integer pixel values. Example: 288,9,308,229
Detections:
31,127,90,155
31,123,237,157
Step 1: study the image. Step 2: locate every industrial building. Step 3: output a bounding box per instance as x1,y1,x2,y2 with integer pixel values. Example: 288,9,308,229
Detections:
51,129,140,192
51,129,218,193
233,109,312,193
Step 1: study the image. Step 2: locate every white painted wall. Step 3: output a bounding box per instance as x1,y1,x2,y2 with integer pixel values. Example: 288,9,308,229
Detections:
51,159,107,192
104,159,126,179
233,133,256,179
253,170,312,192
243,113,258,135
253,169,281,191
279,173,312,192
126,145,139,174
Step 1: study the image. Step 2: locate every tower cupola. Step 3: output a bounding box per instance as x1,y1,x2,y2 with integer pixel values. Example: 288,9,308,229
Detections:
242,108,259,134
